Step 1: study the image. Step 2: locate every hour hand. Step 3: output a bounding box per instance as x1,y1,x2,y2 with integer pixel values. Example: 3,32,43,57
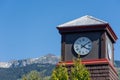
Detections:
83,46,90,50
81,44,84,48
81,44,90,50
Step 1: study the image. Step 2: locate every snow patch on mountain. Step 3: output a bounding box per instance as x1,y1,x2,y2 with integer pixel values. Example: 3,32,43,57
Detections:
0,54,59,68
0,62,12,68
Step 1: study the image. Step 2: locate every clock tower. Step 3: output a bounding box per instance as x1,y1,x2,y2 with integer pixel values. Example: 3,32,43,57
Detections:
57,15,119,80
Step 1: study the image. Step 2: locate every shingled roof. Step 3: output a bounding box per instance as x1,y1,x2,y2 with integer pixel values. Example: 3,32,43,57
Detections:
58,15,108,27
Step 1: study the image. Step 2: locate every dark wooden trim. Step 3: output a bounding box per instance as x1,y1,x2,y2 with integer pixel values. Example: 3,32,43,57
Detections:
98,35,102,59
57,24,106,33
106,24,118,42
57,24,118,43
61,34,65,61
101,32,106,58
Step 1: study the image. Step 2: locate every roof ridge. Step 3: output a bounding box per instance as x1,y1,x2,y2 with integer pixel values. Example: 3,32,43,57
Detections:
58,15,108,27
87,15,108,24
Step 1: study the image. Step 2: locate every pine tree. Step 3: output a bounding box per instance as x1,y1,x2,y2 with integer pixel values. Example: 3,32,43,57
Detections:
70,58,90,80
50,62,69,80
22,75,27,80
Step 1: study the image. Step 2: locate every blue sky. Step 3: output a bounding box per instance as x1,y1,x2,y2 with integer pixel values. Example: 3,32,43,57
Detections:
0,0,120,61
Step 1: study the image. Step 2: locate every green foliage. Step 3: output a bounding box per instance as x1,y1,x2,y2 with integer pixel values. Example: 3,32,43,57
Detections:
70,59,90,80
50,58,90,80
22,75,27,80
0,63,55,80
50,63,69,80
118,69,120,80
43,76,51,80
22,70,41,80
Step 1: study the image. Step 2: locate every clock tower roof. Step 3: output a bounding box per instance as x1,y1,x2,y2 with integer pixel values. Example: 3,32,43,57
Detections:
57,15,118,43
58,15,108,27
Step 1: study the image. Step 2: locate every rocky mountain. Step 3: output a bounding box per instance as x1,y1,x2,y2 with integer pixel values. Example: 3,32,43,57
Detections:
0,54,59,80
0,63,55,80
0,54,59,68
0,54,119,69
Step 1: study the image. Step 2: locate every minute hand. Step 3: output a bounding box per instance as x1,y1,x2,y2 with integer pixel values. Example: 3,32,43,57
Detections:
81,42,90,48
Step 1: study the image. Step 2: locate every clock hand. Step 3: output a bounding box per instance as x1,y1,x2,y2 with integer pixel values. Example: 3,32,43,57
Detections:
81,44,84,48
82,46,90,50
83,41,90,46
81,42,90,48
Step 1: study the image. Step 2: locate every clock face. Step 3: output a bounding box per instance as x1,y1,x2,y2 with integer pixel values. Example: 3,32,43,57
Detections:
107,39,112,60
73,37,92,55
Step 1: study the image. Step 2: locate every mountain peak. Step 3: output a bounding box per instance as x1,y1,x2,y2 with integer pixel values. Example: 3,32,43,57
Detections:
44,53,56,57
0,54,59,68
